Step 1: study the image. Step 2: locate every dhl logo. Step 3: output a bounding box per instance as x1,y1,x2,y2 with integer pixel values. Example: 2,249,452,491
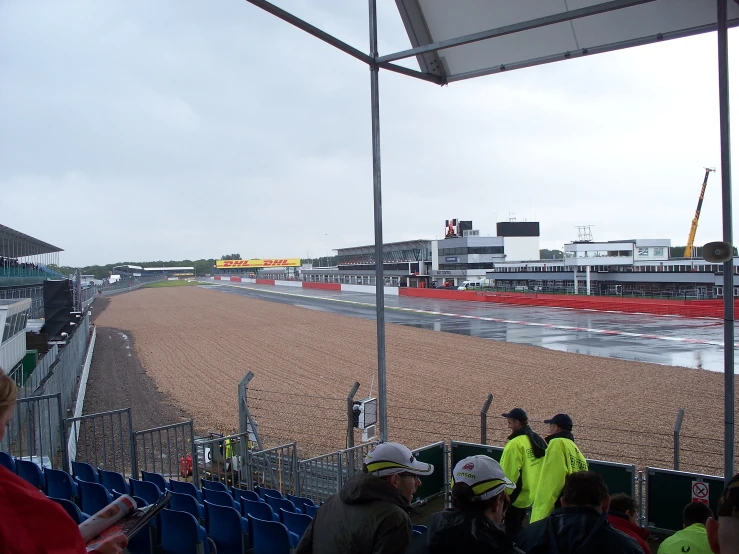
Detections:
216,258,301,268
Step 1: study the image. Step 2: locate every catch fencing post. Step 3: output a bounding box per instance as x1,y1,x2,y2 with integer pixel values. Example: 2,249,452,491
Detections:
480,394,493,445
637,470,645,527
346,381,360,452
673,408,685,470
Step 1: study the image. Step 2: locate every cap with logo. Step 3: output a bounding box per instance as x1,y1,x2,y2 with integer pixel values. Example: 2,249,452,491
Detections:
502,408,528,423
718,472,739,518
364,442,434,477
544,413,573,431
452,455,515,501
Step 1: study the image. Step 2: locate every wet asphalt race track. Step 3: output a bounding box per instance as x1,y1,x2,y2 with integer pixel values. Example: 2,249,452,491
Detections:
203,282,734,372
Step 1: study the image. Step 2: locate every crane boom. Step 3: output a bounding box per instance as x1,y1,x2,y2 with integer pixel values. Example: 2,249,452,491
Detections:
684,168,715,258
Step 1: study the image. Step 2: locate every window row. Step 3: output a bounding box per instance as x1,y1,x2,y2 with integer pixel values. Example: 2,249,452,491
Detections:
2,310,29,344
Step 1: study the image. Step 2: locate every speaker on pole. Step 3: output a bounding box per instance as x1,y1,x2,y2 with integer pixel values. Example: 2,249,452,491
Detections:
703,241,734,263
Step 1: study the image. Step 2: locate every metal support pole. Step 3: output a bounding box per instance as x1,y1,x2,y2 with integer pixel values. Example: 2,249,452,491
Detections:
673,408,684,470
637,470,645,527
480,394,494,445
368,0,388,443
346,381,360,462
718,0,735,483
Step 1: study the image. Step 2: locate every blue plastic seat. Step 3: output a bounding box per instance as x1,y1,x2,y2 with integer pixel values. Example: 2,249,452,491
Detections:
304,503,319,518
261,487,283,500
99,469,130,495
169,490,205,522
280,509,312,539
287,494,317,512
266,495,300,516
170,479,203,502
0,451,15,472
45,467,79,500
160,509,208,554
51,497,90,524
201,479,229,493
248,515,298,554
241,498,279,522
78,479,113,515
412,529,422,537
132,495,149,506
72,461,99,483
204,501,250,554
203,488,240,511
413,524,428,534
130,478,162,505
232,488,261,503
16,459,45,490
142,470,168,492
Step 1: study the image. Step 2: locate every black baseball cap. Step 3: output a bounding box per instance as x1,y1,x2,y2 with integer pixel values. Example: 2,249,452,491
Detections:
502,408,528,423
544,413,573,431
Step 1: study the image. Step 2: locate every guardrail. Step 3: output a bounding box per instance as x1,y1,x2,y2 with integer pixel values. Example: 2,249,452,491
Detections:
65,408,134,476
132,421,198,482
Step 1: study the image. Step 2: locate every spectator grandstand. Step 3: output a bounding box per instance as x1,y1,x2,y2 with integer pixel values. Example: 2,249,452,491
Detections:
0,224,64,287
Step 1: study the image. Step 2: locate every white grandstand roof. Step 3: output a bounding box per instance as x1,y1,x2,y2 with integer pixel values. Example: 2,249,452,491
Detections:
142,267,194,271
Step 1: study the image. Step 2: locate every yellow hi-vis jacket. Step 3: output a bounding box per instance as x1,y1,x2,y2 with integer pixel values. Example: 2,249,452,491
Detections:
500,435,544,509
657,523,712,554
530,437,588,523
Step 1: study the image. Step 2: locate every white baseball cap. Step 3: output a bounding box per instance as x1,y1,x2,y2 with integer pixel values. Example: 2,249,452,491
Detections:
364,442,434,477
452,455,515,501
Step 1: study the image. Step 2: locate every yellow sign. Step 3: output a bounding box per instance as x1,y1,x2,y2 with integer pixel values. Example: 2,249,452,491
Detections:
216,259,301,269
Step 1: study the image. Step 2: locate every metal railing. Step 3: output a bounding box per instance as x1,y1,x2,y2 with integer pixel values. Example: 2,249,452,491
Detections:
194,431,251,488
297,441,378,503
65,408,134,476
0,393,65,470
132,421,197,482
249,442,298,495
0,284,44,318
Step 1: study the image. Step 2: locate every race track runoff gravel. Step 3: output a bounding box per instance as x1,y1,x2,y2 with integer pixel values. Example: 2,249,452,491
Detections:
92,286,739,475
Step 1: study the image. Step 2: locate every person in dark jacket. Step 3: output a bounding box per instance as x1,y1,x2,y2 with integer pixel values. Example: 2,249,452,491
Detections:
500,408,548,538
406,455,524,554
516,471,643,554
296,442,433,554
607,493,650,554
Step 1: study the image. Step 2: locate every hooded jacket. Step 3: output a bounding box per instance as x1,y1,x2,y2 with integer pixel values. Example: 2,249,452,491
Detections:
500,425,548,509
515,506,644,554
295,472,412,554
530,431,588,523
405,509,524,554
607,512,650,554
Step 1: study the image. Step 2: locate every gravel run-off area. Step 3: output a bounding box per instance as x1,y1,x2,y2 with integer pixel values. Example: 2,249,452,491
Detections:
90,286,739,475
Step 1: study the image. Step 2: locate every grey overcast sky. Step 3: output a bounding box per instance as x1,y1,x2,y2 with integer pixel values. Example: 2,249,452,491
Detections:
1,1,738,266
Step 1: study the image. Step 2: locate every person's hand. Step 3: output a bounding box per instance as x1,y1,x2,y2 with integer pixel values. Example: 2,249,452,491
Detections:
89,533,128,554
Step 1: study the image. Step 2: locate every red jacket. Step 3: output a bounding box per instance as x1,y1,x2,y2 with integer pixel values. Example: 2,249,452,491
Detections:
607,513,650,554
0,465,87,554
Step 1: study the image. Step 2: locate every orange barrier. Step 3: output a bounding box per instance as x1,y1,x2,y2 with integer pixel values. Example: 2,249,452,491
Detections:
398,288,738,318
303,282,341,291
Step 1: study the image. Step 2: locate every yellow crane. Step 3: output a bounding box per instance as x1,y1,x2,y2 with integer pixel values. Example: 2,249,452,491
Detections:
684,167,716,258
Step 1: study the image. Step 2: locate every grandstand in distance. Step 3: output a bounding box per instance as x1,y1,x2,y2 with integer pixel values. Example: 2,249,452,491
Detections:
112,265,195,278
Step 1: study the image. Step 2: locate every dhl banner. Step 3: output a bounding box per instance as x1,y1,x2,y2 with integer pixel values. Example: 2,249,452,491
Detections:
216,258,301,269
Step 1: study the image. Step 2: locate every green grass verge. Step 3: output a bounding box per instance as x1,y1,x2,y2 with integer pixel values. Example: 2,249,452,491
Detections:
142,280,211,289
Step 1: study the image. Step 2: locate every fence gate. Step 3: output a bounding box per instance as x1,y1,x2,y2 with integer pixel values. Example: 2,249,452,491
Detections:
587,458,636,498
412,441,447,506
646,467,725,533
298,450,343,504
194,431,251,488
1,393,65,469
133,421,197,483
249,443,298,495
65,408,134,476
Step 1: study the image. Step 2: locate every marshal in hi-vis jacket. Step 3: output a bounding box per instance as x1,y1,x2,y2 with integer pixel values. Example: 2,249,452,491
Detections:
530,433,588,523
499,427,547,509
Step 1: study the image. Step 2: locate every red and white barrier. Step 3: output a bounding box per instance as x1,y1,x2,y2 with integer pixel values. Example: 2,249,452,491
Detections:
211,276,728,318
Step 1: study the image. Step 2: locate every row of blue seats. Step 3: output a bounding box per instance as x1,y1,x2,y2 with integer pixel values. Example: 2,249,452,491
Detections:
1,453,316,553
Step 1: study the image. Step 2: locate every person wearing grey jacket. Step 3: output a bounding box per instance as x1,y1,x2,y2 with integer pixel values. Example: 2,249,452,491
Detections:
296,442,433,554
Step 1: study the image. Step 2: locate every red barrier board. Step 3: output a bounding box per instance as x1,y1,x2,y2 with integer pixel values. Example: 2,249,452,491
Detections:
303,282,341,291
256,279,275,285
398,288,738,318
230,277,241,282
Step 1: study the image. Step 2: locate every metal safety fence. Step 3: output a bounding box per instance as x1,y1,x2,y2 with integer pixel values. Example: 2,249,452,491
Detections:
0,393,65,470
65,408,134,476
297,442,378,503
194,431,252,488
0,284,44,318
249,442,298,495
132,421,198,483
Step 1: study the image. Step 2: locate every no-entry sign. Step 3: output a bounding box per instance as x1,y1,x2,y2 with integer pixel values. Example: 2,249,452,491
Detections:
692,481,709,505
